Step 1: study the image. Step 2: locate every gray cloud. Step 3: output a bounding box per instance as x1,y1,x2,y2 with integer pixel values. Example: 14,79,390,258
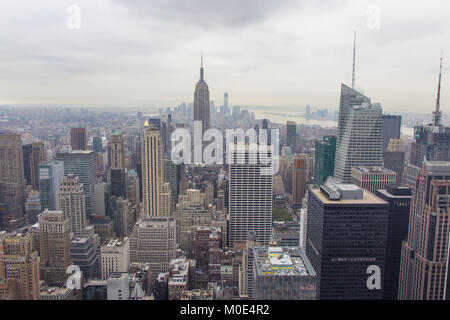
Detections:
0,0,448,114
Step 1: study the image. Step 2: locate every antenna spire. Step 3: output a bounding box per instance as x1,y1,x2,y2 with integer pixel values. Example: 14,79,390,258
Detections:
352,31,356,89
200,51,204,81
433,51,443,126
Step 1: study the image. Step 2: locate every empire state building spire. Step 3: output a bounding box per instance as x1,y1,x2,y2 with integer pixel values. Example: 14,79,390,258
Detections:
200,52,204,81
194,53,210,135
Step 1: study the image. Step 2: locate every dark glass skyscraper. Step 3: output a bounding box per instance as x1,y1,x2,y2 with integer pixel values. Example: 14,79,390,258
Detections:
286,121,297,154
306,182,389,300
382,115,401,151
376,185,412,300
314,136,336,186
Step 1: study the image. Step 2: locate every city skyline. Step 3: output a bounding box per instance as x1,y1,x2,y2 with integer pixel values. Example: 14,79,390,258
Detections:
0,1,449,113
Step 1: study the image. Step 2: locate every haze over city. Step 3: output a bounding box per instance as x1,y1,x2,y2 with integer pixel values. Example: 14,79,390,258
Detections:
1,0,449,113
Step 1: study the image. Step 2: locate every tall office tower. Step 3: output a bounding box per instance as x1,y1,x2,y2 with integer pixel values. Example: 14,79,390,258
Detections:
334,85,383,183
56,151,97,215
39,161,64,211
39,210,71,286
383,139,406,185
23,142,46,190
306,182,389,300
126,170,140,207
193,55,210,136
70,127,87,151
286,121,297,154
110,133,125,169
398,161,450,300
164,159,178,209
159,183,172,217
292,155,308,206
110,168,126,198
382,115,402,151
0,132,25,207
130,217,177,285
70,236,99,280
30,142,46,190
100,238,130,280
375,185,412,300
141,123,164,216
0,232,40,300
91,182,108,216
350,166,397,194
115,197,131,238
228,143,273,246
0,133,25,231
57,175,87,236
22,144,33,186
314,136,337,186
92,136,103,153
25,190,41,224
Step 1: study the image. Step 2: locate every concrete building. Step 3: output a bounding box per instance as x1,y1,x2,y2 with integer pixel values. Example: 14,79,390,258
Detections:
130,217,177,285
57,175,87,236
0,232,40,300
107,272,130,300
141,123,164,216
351,166,397,194
160,182,172,217
175,206,212,254
252,247,316,300
39,210,71,286
110,133,125,169
100,238,130,280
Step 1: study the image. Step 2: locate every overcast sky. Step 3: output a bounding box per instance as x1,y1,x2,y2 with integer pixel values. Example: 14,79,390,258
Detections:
0,0,449,113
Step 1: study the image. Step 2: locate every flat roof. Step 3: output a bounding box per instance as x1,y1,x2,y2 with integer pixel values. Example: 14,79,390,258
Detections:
310,187,387,205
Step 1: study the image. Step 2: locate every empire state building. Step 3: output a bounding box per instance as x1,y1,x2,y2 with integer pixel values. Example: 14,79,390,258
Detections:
194,55,210,135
